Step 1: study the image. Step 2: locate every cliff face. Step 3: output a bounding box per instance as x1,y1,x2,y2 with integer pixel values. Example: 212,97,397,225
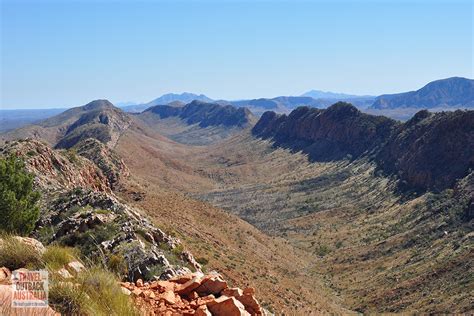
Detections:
253,102,397,161
376,110,474,191
253,103,474,192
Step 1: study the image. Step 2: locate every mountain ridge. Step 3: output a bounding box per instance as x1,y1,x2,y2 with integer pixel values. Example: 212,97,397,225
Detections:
371,77,474,110
253,102,474,192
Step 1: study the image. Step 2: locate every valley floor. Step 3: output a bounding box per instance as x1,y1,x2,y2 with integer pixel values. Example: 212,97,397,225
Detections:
116,128,474,314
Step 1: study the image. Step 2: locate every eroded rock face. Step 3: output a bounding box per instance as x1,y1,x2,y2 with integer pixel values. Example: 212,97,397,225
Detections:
376,110,474,192
0,139,111,193
122,272,265,316
36,188,199,281
253,103,474,192
253,103,397,161
74,138,130,189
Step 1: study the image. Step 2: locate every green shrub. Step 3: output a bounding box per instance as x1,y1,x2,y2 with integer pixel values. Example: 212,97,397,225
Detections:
0,155,41,235
0,235,42,270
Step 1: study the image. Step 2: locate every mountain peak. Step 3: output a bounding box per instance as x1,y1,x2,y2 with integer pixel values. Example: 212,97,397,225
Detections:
82,99,116,111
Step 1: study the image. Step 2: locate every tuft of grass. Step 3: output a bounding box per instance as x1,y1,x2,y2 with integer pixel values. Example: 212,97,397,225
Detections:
49,282,88,315
107,253,128,277
0,235,42,270
50,267,137,316
42,245,79,270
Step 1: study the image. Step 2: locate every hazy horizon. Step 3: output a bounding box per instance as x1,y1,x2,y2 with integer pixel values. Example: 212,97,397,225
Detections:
1,0,473,109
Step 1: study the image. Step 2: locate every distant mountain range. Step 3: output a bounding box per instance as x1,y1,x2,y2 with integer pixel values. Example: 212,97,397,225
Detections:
120,93,213,113
2,77,472,132
370,77,474,109
301,89,373,100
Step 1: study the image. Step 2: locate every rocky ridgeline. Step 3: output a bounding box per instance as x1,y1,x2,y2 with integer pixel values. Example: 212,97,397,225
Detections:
74,138,130,189
143,100,255,128
37,188,202,281
0,139,111,193
121,272,265,316
253,103,474,192
0,139,201,281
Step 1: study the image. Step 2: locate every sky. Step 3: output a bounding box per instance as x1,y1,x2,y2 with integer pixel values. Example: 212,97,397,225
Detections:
1,0,473,109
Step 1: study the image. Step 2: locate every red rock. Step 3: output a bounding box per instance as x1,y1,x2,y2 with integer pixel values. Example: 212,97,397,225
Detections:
176,275,203,296
197,294,216,306
157,280,176,292
132,288,143,296
222,287,244,297
136,278,144,287
195,305,212,316
161,290,177,305
195,275,227,295
169,272,204,284
208,296,250,316
237,294,263,315
188,291,199,300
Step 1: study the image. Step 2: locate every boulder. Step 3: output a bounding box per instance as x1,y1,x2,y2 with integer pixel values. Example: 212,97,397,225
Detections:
236,293,263,315
208,296,251,316
176,275,203,296
222,287,244,297
195,305,212,316
161,290,177,305
195,275,227,295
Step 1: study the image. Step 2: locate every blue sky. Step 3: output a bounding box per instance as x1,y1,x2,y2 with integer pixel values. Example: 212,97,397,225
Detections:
1,0,472,109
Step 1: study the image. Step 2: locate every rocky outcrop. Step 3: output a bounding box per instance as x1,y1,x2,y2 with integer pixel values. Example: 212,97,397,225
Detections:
143,100,256,128
376,109,474,191
36,188,200,281
0,139,111,193
253,103,474,192
253,102,397,161
74,138,130,189
121,272,266,315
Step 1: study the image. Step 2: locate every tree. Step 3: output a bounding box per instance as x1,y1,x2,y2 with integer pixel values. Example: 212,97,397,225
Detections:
0,155,40,235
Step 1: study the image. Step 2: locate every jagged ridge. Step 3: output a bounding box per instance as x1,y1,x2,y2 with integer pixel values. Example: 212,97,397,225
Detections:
253,102,474,191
